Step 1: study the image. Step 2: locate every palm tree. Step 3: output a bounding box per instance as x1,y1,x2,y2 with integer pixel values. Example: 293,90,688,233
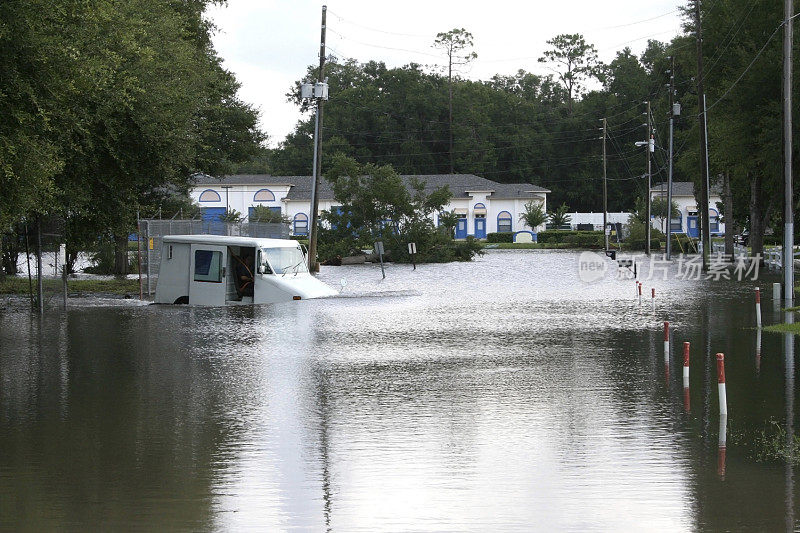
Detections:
519,201,547,230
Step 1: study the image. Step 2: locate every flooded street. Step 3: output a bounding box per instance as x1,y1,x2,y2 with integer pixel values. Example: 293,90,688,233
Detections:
1,250,796,531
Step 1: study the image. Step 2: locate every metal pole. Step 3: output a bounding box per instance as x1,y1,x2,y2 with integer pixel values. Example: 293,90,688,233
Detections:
602,117,608,251
646,101,652,256
702,94,712,265
667,56,675,261
307,5,327,273
145,220,151,296
24,223,33,307
784,0,794,302
136,211,143,300
308,104,320,271
36,216,43,315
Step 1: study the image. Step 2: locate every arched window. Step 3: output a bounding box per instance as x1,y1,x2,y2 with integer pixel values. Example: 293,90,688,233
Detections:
497,211,513,233
253,188,275,202
473,202,487,217
293,213,309,235
198,189,221,202
709,208,720,233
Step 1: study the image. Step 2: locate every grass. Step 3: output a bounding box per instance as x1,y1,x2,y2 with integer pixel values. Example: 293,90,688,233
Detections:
763,322,800,334
0,276,141,295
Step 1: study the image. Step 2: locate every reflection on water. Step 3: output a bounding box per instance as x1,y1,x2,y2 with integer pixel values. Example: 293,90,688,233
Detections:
0,250,798,530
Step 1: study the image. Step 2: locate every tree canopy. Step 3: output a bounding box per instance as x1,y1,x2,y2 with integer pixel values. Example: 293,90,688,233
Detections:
1,0,263,269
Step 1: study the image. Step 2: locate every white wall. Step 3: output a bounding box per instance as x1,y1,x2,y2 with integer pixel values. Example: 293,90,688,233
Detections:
191,185,289,217
190,184,549,238
650,193,725,235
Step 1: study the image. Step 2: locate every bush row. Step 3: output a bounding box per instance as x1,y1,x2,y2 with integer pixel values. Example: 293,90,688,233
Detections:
486,232,514,243
537,230,604,247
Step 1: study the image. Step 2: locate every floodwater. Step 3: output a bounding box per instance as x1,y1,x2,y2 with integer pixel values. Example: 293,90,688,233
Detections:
0,250,797,531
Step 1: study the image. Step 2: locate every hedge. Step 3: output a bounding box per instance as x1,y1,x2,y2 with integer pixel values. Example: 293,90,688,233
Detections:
487,232,514,243
537,230,603,247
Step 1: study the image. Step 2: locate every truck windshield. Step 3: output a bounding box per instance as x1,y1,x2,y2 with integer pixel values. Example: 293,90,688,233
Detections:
262,247,308,275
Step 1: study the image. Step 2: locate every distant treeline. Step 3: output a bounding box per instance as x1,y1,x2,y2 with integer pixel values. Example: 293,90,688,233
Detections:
260,1,799,257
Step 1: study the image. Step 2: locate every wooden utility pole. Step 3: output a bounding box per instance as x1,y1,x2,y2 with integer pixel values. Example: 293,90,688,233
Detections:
646,100,652,257
667,56,676,260
307,5,327,273
783,0,794,302
602,117,608,251
694,0,712,269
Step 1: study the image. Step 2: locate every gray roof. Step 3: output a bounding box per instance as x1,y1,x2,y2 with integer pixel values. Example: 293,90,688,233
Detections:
193,173,549,200
651,181,722,196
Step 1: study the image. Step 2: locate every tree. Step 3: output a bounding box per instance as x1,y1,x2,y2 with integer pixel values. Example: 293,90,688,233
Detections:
519,201,547,230
538,34,602,114
249,205,288,224
433,28,477,173
437,210,458,238
319,155,482,263
548,203,572,228
651,198,679,234
1,0,264,275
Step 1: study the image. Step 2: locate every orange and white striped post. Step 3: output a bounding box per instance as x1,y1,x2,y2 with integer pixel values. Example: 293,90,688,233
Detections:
717,353,727,416
755,287,762,329
718,414,727,479
683,342,691,413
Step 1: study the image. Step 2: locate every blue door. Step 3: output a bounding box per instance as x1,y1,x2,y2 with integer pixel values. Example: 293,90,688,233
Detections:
687,216,699,238
201,207,226,235
475,218,486,239
455,218,467,239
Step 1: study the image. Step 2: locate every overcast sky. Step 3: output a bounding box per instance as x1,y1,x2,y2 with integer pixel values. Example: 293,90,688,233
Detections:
206,1,686,146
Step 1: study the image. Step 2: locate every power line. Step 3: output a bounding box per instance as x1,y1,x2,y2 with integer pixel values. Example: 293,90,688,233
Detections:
706,13,800,112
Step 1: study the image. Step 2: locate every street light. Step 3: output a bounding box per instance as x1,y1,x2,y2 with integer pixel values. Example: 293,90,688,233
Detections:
221,185,232,213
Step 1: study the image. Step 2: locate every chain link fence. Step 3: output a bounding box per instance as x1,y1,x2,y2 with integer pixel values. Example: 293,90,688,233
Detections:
137,218,290,295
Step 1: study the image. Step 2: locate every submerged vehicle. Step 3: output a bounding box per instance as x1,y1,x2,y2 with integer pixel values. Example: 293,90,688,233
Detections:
154,235,337,305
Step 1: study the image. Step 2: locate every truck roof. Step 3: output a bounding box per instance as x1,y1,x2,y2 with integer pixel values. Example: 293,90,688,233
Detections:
161,235,300,248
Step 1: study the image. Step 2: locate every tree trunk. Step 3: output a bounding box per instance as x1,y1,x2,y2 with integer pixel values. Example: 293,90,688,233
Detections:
722,170,734,258
113,234,129,276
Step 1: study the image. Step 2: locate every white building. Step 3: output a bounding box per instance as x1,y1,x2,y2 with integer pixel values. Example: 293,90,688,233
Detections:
190,174,550,239
650,181,724,237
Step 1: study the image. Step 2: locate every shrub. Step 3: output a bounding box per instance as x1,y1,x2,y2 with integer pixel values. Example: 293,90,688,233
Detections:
487,232,514,243
84,240,139,274
537,230,603,247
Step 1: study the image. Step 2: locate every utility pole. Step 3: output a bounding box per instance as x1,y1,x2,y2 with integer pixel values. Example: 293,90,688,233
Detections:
634,102,653,256
307,5,327,273
694,0,711,269
602,117,608,251
784,0,794,302
646,101,652,256
667,56,676,260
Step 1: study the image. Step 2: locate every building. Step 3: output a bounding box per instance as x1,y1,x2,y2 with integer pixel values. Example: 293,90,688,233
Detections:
650,181,724,237
190,174,550,238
